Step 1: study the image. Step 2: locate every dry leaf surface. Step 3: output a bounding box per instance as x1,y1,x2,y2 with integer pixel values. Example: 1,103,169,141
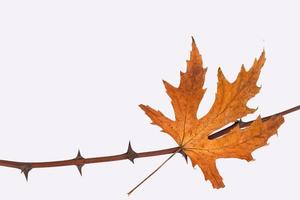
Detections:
140,38,284,188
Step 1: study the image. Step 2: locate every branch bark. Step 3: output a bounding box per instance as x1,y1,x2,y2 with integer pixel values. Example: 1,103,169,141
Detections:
0,105,299,180
208,105,300,139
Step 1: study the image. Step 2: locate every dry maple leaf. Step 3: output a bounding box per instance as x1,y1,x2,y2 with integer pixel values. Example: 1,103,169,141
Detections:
139,38,284,189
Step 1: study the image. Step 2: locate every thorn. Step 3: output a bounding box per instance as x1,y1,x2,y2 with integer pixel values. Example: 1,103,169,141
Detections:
126,141,138,164
75,149,84,176
77,164,83,176
20,165,32,181
236,118,243,123
178,149,188,164
236,119,244,127
76,149,83,159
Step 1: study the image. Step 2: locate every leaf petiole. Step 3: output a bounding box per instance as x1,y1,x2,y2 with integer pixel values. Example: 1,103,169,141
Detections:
127,148,182,196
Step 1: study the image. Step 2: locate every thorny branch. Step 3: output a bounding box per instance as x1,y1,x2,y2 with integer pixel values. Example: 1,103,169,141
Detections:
0,105,299,180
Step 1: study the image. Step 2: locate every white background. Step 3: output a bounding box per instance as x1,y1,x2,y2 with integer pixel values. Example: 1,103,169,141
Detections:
0,0,300,199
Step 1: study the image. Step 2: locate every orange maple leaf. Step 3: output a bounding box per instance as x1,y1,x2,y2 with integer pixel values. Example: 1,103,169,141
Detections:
140,38,284,189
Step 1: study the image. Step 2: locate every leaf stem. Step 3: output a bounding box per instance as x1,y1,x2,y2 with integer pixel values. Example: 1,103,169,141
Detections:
127,148,181,196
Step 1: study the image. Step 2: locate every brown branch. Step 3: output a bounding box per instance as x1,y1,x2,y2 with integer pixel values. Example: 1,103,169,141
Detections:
0,105,299,180
208,105,300,140
0,144,180,180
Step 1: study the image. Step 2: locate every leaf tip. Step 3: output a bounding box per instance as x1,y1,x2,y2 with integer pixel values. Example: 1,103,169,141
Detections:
139,104,146,110
261,48,266,57
191,36,195,43
217,67,226,81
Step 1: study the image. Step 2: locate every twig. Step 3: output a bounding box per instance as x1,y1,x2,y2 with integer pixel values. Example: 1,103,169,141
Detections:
208,105,300,139
0,105,299,180
0,145,180,180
